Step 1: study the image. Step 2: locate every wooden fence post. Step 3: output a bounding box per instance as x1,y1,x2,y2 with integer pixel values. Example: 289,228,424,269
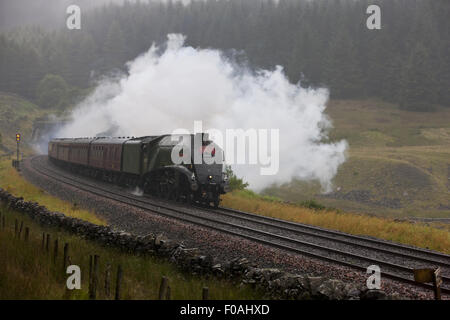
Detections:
24,227,29,241
18,221,23,239
63,243,69,273
413,267,443,300
433,268,442,300
159,276,169,300
105,263,111,298
115,265,123,300
202,287,209,300
53,239,58,263
166,285,171,300
42,233,45,249
89,255,93,288
93,255,100,297
46,234,50,252
89,255,99,300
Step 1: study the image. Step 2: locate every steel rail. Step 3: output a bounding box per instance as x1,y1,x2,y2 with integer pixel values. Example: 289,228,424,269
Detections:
218,206,450,262
209,207,450,268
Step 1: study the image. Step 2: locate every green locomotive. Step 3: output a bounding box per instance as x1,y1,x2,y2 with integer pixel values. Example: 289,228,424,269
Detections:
48,133,229,207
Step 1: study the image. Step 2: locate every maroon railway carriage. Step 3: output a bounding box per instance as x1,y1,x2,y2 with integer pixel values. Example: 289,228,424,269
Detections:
89,138,124,172
68,138,91,166
48,137,127,181
56,142,71,162
49,137,126,169
49,138,92,165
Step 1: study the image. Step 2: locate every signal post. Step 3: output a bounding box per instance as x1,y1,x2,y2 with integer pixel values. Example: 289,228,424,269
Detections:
12,133,21,170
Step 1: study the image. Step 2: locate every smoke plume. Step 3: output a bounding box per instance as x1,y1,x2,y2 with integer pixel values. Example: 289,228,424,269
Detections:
56,34,347,191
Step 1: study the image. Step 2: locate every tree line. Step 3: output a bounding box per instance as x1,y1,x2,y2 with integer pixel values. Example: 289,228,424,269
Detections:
0,0,448,111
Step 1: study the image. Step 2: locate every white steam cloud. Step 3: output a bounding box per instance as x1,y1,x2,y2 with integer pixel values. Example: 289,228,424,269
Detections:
56,34,347,192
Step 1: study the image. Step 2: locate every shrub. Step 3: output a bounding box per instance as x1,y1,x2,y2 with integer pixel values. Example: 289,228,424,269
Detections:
299,199,326,211
224,165,249,191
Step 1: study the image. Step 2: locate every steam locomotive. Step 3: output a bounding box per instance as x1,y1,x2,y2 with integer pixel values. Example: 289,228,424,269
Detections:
48,133,229,207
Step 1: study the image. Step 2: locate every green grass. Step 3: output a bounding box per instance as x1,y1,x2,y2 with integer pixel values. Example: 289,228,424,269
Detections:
0,205,262,300
0,159,106,225
298,199,326,211
222,190,450,254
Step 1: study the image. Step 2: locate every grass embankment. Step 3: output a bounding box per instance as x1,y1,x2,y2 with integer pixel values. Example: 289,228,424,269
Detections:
222,190,450,254
0,206,261,300
0,159,105,225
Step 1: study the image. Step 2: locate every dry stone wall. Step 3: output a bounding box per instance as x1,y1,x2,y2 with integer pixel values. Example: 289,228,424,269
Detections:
0,188,392,300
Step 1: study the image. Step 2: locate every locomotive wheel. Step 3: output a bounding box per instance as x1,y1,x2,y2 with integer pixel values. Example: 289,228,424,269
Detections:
179,176,192,204
168,185,175,200
142,169,196,205
180,186,192,204
171,187,181,202
213,196,220,208
161,183,170,200
142,174,154,195
159,170,171,200
155,184,162,198
185,193,193,204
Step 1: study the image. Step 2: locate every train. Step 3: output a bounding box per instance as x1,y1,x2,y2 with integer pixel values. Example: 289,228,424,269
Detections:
48,133,229,207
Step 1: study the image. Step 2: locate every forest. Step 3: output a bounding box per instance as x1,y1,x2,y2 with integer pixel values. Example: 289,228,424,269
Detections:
0,0,448,112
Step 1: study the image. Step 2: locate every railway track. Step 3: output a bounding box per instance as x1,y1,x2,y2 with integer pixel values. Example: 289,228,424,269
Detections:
28,155,450,294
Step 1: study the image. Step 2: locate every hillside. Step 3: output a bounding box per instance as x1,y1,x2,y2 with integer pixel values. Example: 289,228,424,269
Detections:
0,92,72,157
264,100,450,218
0,92,43,157
2,92,449,218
